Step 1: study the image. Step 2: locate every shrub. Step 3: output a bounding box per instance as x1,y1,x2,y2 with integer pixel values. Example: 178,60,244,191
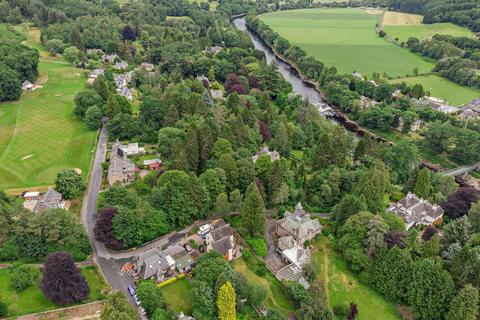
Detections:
321,228,331,237
246,238,267,257
333,303,349,317
0,298,7,317
10,264,39,292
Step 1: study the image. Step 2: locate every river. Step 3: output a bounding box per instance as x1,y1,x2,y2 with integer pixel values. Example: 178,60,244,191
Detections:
232,17,330,113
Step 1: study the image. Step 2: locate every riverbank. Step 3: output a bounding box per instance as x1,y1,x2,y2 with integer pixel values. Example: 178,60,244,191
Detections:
231,16,390,143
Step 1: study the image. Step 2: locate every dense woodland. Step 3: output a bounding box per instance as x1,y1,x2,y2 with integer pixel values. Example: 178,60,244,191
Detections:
389,0,480,32
0,0,480,319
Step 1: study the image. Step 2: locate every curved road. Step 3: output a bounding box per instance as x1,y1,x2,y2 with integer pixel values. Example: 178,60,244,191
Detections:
80,123,136,305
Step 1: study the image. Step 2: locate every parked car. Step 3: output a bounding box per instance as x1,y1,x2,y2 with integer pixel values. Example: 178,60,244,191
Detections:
184,243,193,252
197,224,211,235
133,294,141,306
127,285,136,296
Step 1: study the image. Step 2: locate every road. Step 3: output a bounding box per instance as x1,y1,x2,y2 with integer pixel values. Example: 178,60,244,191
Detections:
80,122,136,306
444,162,480,177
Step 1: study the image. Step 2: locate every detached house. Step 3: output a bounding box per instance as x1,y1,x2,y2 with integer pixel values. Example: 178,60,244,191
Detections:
23,188,65,213
205,220,237,261
102,53,119,63
22,80,33,91
133,248,175,281
107,142,137,186
141,62,155,71
252,146,280,163
114,61,128,70
387,192,444,230
274,203,321,284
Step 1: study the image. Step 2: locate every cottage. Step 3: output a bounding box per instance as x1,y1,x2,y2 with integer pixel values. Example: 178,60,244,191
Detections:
251,146,280,163
133,248,175,281
22,80,33,91
203,45,222,55
210,89,224,101
143,158,161,170
87,48,104,57
25,188,65,213
118,142,145,156
387,192,444,230
102,53,119,63
114,61,128,70
205,220,237,261
107,143,137,186
89,69,104,79
141,62,155,72
116,86,133,101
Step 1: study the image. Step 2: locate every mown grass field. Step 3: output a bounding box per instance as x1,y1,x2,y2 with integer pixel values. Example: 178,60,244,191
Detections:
381,11,475,42
0,266,107,317
389,74,480,106
312,237,401,320
161,279,192,314
260,8,435,77
0,25,97,191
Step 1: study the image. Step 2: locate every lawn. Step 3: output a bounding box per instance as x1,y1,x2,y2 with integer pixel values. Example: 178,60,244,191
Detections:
0,25,97,191
381,11,475,42
0,266,107,317
232,258,294,315
160,279,192,314
260,8,435,78
312,236,401,320
389,74,480,106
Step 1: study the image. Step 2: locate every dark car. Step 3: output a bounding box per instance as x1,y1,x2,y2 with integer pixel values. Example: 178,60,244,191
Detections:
184,243,193,252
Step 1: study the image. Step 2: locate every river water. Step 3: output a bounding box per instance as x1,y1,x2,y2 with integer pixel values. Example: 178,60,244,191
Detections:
232,17,329,112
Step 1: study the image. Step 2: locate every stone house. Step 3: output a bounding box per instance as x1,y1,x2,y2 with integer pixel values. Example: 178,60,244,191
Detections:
133,248,175,281
205,220,237,261
252,146,280,163
24,188,65,213
107,142,137,186
387,192,444,230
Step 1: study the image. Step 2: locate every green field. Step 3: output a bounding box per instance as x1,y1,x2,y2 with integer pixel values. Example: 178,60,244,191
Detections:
160,279,192,314
389,74,480,106
260,8,435,77
383,23,475,43
0,25,97,190
312,237,401,320
0,266,107,317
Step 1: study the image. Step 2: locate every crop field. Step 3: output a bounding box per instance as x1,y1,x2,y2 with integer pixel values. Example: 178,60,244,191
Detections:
389,75,480,106
0,25,97,191
260,8,435,77
382,11,475,43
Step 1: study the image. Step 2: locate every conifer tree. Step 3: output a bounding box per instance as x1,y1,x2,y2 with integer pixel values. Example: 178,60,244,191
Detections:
240,183,265,238
217,282,236,320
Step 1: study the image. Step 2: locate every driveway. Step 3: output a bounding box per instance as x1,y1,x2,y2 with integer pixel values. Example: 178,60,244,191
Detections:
265,219,287,272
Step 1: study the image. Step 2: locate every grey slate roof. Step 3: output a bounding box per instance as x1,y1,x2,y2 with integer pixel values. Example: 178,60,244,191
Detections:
387,192,444,229
32,187,64,213
135,248,170,280
277,204,322,241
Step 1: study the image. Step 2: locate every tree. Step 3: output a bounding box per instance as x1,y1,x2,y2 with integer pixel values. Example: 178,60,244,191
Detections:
266,309,283,320
74,89,103,118
85,105,102,130
355,161,389,213
379,30,386,37
240,183,265,238
101,292,140,320
214,193,230,215
0,298,6,317
68,26,83,49
443,216,472,247
136,280,164,316
194,251,237,289
40,252,89,305
46,39,64,55
442,187,480,219
445,285,479,320
122,25,136,41
112,207,144,248
364,215,388,256
192,281,215,320
94,207,123,250
298,281,333,320
54,169,84,199
199,168,226,209
377,141,418,184
217,154,239,192
217,281,236,320
10,264,39,292
333,194,367,228
285,281,307,307
0,64,21,102
229,189,242,212
63,46,81,64
413,168,431,199
468,201,480,232
347,303,358,320
407,258,454,320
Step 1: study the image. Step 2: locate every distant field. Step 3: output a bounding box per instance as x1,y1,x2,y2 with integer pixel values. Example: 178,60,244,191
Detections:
0,25,97,190
389,75,480,106
381,11,475,42
260,8,435,77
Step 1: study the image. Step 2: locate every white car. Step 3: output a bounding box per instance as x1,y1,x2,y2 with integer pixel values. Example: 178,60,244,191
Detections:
197,224,211,235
